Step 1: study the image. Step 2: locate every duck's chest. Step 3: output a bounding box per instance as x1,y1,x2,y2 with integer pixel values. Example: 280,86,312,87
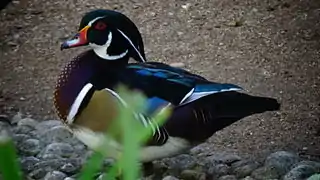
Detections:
53,51,125,121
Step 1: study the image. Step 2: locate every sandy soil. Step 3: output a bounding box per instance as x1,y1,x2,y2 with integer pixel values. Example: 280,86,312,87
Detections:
0,0,319,161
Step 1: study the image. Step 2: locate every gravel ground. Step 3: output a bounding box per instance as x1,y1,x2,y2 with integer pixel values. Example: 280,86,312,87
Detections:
1,117,320,180
0,0,319,162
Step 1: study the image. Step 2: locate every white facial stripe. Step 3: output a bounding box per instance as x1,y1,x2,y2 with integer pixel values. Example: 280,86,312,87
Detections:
117,29,146,62
88,16,106,26
90,31,129,60
67,83,93,124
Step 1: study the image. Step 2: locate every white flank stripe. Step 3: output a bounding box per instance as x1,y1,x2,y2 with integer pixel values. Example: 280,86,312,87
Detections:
180,87,243,105
67,83,94,124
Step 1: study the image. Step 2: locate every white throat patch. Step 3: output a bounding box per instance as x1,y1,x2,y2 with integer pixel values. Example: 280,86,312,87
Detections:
90,31,128,60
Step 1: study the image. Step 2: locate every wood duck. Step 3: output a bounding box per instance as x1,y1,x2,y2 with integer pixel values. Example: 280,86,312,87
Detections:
55,9,281,165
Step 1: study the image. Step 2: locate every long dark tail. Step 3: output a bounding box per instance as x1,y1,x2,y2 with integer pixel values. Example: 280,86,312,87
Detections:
165,91,281,142
206,91,281,132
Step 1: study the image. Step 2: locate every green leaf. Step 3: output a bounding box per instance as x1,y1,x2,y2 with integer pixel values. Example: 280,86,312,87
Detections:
78,151,104,180
0,134,22,180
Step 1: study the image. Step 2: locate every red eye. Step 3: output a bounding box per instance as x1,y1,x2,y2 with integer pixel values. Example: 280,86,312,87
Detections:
95,22,107,30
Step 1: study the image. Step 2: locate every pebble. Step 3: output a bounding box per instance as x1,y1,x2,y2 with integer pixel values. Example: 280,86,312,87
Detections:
180,169,206,180
205,152,242,165
20,156,40,172
162,175,179,180
207,163,230,178
18,138,41,156
1,117,319,180
40,142,74,158
231,160,260,178
43,171,67,180
251,166,280,180
218,175,237,180
17,118,38,127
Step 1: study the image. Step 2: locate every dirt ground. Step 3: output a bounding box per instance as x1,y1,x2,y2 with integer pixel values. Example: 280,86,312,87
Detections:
0,0,319,161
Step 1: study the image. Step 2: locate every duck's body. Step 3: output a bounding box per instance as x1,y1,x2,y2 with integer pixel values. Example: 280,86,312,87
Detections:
54,49,280,162
55,9,281,165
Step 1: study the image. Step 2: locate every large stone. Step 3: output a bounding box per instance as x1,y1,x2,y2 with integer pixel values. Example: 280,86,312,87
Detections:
283,165,317,180
264,151,300,176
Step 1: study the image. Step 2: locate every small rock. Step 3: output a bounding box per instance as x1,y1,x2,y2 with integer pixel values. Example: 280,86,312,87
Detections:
218,175,237,180
207,164,230,178
162,175,179,180
295,161,320,172
35,120,63,132
64,178,75,180
264,151,300,176
20,156,40,172
11,112,23,124
12,134,30,144
241,176,255,180
18,139,41,156
283,165,317,180
96,173,107,180
40,142,74,158
162,154,197,170
41,125,77,145
180,169,206,180
12,125,34,134
226,20,244,27
29,168,48,179
17,118,37,127
40,153,62,160
181,3,191,10
169,62,185,68
251,166,280,180
34,158,81,172
60,163,78,174
205,152,241,165
0,114,11,124
232,160,260,178
44,171,67,180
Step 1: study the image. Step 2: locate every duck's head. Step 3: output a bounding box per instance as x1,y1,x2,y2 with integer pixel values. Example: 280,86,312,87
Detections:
61,9,146,62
